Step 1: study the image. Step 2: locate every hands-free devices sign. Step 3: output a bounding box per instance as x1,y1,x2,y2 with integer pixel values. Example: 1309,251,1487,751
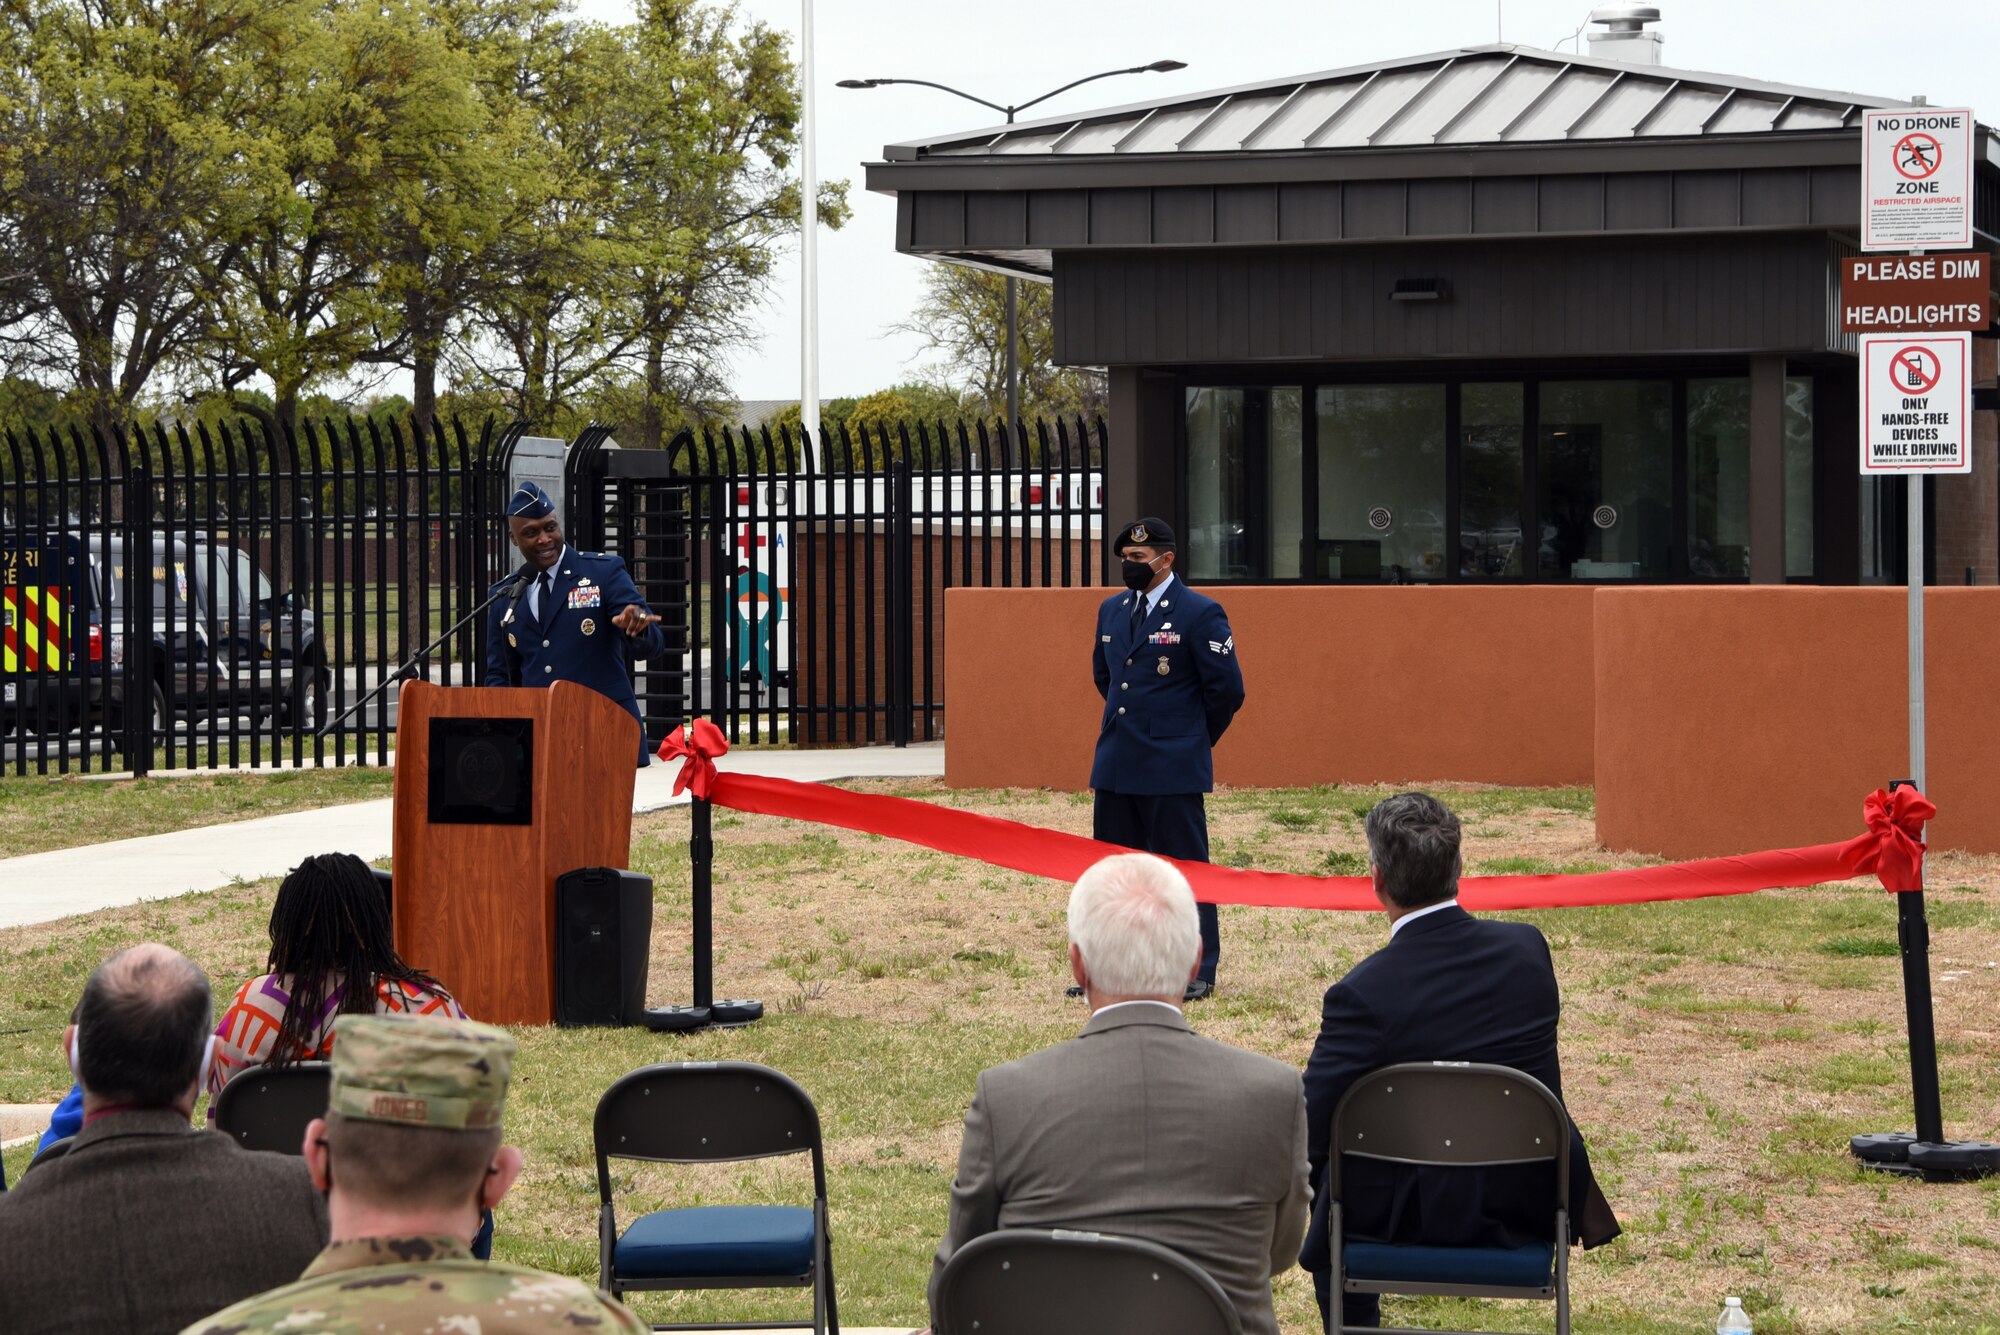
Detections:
1862,108,1973,251
1859,332,1971,473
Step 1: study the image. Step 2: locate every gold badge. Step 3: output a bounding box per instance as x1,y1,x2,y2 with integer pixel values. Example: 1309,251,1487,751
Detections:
581,618,596,636
1157,656,1170,676
1131,523,1149,544
507,633,517,648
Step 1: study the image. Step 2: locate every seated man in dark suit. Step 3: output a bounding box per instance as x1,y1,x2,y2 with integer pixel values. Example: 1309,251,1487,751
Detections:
1301,793,1620,1330
0,944,328,1335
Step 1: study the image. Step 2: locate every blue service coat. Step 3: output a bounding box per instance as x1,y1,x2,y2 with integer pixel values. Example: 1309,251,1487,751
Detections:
1089,577,1244,795
484,548,666,763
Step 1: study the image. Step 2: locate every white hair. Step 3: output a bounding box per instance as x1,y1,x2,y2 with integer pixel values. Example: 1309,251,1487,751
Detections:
1067,854,1200,998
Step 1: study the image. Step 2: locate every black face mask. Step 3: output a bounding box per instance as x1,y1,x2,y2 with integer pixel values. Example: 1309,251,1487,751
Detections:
1120,558,1157,590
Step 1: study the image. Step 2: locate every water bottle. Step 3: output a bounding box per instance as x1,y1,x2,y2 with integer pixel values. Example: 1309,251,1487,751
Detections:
1716,1296,1752,1335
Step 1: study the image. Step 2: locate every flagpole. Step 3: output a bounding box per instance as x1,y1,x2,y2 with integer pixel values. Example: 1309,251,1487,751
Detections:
799,0,820,468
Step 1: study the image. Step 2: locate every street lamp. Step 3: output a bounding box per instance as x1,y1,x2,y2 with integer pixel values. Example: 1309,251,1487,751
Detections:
840,61,1187,442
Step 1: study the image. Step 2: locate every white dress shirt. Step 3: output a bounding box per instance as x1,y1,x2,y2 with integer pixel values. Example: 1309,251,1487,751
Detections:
1388,897,1460,940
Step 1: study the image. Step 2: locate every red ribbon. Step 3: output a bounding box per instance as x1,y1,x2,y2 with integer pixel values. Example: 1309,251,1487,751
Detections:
657,720,729,800
661,729,1932,909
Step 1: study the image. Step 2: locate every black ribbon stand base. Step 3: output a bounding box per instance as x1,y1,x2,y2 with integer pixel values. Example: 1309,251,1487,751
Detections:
641,777,762,1034
1849,780,1999,1182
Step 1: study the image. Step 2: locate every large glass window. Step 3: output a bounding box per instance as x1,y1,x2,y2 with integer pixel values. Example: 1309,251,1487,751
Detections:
1460,383,1526,578
1538,380,1672,580
1185,387,1301,580
1315,384,1446,581
1784,377,1815,578
1185,387,1244,582
1688,378,1751,577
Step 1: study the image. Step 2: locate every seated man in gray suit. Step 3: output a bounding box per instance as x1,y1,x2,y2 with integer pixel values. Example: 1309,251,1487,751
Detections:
929,854,1309,1335
0,944,328,1335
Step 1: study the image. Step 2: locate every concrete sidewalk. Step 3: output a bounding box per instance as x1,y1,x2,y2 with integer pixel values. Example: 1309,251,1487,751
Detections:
0,743,944,930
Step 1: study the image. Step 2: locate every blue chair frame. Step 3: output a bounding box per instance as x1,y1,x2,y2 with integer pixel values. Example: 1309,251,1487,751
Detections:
1328,1061,1572,1335
593,1061,837,1333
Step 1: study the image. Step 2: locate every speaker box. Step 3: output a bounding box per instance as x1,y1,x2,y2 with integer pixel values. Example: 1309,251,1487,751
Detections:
555,867,654,1027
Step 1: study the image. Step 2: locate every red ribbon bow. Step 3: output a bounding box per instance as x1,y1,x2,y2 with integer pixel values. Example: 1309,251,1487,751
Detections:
657,719,730,800
1854,785,1934,893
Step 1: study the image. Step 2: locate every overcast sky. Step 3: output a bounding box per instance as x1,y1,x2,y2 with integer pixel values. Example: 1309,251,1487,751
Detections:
568,0,2000,405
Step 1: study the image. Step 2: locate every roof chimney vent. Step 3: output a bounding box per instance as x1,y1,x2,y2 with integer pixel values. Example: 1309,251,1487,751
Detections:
1586,5,1664,66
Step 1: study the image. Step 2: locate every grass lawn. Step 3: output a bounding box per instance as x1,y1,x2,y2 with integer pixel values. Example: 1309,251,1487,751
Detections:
3,779,1998,1333
0,765,394,856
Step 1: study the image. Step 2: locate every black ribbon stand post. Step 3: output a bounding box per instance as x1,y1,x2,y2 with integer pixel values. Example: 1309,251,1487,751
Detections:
1849,779,1998,1180
1848,470,2000,1182
643,729,763,1032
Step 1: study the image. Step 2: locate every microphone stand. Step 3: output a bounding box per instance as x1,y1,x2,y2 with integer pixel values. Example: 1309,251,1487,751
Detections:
318,569,531,740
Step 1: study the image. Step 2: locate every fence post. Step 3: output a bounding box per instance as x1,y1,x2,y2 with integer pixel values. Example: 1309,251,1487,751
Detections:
889,451,913,747
120,452,153,777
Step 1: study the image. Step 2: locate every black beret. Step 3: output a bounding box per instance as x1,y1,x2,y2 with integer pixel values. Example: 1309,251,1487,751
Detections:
1113,517,1176,555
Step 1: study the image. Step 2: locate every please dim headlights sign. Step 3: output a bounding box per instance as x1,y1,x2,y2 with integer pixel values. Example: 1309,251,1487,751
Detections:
1859,332,1972,473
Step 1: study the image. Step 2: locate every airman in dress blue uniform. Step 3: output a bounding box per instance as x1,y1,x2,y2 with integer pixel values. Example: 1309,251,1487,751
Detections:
1091,517,1245,997
484,482,666,765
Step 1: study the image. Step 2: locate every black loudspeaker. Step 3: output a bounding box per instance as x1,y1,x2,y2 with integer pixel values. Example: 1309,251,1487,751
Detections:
555,868,654,1027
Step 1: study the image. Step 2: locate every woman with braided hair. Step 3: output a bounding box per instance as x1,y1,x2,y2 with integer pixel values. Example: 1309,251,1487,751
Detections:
207,852,466,1104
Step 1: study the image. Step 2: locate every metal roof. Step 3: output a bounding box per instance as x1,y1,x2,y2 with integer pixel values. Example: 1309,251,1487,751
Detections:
883,44,1916,161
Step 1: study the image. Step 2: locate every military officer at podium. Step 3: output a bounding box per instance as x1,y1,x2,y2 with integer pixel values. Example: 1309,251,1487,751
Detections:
484,481,666,765
1088,517,1245,999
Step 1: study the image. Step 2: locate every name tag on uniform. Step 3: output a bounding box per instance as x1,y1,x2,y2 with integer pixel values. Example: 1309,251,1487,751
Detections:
568,587,602,609
1147,631,1182,645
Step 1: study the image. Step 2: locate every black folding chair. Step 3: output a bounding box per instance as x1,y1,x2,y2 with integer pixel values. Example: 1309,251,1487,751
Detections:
1328,1061,1572,1335
594,1061,837,1333
212,1062,331,1155
934,1228,1242,1335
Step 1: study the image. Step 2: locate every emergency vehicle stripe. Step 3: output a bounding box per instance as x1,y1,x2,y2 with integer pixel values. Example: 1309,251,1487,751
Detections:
12,586,65,671
1,588,27,671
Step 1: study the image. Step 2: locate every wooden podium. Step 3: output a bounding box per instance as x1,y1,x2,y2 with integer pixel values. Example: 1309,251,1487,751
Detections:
391,681,638,1025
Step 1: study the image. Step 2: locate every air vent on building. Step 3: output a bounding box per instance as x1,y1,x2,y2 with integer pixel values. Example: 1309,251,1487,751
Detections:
1390,278,1446,302
1586,5,1664,66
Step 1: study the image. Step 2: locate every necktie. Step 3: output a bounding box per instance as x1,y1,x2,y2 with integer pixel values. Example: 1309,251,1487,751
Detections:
1129,595,1146,637
536,572,552,623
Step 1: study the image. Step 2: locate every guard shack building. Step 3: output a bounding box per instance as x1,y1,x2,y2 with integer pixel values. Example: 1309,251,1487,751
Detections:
865,22,2000,588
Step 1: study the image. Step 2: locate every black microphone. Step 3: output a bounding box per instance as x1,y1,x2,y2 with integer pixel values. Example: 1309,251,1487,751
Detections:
505,564,535,596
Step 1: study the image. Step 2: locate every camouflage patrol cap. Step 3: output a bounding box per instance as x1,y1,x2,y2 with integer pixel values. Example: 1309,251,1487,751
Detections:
328,1013,515,1130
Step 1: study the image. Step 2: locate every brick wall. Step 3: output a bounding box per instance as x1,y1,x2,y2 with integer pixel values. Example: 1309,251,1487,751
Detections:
1932,336,2000,584
793,522,1097,746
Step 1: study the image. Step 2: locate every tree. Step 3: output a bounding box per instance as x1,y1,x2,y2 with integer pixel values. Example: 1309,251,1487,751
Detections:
898,263,1107,429
0,0,287,437
453,0,848,446
193,0,483,443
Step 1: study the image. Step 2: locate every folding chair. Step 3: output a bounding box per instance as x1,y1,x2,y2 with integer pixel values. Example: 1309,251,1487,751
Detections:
594,1061,837,1333
1328,1062,1572,1335
933,1228,1241,1335
212,1062,331,1155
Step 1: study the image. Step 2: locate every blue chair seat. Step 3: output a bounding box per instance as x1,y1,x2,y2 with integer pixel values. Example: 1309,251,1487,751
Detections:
1344,1240,1554,1289
615,1205,816,1280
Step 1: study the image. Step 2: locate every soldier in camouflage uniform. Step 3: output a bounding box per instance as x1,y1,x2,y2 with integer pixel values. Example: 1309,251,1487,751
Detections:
183,1013,644,1335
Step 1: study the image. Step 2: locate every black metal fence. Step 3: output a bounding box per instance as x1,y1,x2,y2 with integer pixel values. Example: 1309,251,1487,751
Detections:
2,413,1104,775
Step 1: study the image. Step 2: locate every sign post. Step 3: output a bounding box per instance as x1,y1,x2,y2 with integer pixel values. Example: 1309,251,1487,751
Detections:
1848,104,1999,1180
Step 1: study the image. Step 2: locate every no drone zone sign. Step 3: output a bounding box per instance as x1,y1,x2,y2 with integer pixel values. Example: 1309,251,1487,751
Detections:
1862,108,1973,251
1859,332,1971,473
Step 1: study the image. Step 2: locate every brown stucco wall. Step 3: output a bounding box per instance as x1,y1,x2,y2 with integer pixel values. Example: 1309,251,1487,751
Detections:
943,585,1597,792
947,584,2000,856
1594,588,2000,857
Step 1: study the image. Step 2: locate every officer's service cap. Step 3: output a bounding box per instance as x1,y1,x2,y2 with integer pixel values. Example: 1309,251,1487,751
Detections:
506,480,556,519
328,1013,515,1131
1114,517,1176,555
